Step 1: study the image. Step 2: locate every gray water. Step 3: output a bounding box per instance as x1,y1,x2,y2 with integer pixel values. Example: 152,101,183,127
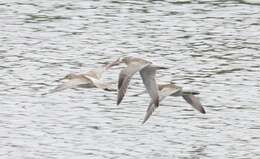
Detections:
1,0,260,158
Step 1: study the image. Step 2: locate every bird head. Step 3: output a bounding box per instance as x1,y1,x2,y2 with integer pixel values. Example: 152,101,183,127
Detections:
64,73,77,79
55,73,77,82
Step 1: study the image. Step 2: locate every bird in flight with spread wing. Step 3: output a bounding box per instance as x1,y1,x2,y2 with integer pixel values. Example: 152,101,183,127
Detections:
135,82,206,124
45,58,121,94
116,56,168,108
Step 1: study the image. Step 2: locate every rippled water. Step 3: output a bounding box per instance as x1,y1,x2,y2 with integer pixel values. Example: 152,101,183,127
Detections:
1,0,260,158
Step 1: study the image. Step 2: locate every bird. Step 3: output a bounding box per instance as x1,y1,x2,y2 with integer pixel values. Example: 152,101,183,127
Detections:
136,82,206,124
44,58,121,94
116,56,168,107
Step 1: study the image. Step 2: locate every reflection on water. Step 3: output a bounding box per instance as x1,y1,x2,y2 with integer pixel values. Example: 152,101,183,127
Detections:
1,0,260,158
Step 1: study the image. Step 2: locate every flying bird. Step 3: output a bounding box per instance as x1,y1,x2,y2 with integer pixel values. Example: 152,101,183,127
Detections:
117,56,168,108
137,82,206,124
45,58,120,94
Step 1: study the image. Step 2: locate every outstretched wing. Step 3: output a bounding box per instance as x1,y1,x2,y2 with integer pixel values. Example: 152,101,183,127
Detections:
140,66,160,108
85,67,104,80
47,78,90,94
182,95,206,114
143,86,180,124
117,63,150,105
85,75,117,92
85,58,121,80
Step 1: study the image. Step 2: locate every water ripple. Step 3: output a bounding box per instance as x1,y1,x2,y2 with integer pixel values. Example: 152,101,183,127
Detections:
1,0,260,158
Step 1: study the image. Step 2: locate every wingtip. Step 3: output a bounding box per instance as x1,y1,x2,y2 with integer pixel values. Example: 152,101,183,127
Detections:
154,97,159,108
159,66,168,70
142,117,148,124
116,97,122,105
201,108,206,114
116,96,123,105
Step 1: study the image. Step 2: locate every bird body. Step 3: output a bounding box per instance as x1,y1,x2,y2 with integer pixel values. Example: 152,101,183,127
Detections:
142,83,206,124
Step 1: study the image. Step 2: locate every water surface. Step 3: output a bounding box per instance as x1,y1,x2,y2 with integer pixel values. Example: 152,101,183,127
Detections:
1,0,260,158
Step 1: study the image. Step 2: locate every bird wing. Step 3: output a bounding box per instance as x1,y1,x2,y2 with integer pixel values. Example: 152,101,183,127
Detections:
85,75,116,92
139,66,160,107
85,67,105,80
82,75,108,90
85,58,121,80
182,95,206,114
47,78,90,94
142,86,180,124
117,63,150,105
104,58,121,70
